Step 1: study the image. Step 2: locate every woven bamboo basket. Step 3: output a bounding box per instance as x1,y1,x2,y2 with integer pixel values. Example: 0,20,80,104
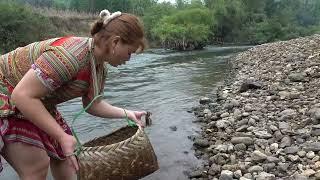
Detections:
77,125,159,180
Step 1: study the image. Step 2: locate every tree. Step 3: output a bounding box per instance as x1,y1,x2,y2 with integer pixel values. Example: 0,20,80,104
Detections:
0,1,57,53
210,0,247,42
53,0,69,9
152,8,212,50
14,0,54,7
129,0,156,16
143,2,175,41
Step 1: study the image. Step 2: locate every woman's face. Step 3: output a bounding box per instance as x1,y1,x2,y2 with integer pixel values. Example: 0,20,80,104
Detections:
108,40,138,67
94,36,140,67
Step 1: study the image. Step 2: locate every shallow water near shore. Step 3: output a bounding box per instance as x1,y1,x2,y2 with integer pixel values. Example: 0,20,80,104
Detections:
0,46,249,180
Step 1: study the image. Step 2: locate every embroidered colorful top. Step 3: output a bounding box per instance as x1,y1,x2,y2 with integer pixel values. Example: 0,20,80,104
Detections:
0,37,107,117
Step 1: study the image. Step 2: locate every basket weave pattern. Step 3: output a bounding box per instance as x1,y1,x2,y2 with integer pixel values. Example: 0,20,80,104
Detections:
78,126,159,180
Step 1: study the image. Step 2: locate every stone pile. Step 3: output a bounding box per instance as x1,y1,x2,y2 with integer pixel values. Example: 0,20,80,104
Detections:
190,34,320,180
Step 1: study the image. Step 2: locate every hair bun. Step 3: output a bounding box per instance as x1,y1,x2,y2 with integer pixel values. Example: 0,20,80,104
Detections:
99,9,110,19
99,9,122,26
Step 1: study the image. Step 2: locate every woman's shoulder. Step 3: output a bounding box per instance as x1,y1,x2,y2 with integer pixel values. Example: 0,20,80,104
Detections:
44,36,91,67
61,37,90,52
60,37,91,64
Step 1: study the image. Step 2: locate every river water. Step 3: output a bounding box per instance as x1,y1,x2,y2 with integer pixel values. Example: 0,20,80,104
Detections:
0,46,249,180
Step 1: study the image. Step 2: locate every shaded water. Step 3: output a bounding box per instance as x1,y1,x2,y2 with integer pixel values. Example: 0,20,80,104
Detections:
0,46,249,180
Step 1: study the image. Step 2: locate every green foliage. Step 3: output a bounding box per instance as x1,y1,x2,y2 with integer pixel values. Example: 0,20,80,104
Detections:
203,0,320,45
152,22,187,42
90,0,131,13
143,2,175,41
53,0,69,9
67,0,156,14
69,0,90,12
14,0,53,7
210,0,247,41
0,1,58,54
2,0,320,51
129,0,157,16
152,8,211,49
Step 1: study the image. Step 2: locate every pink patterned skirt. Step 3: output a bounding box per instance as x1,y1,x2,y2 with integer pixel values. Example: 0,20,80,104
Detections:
0,110,72,172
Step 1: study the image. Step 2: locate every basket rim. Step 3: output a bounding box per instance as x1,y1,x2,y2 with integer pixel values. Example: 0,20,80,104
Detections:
81,125,142,149
77,125,159,179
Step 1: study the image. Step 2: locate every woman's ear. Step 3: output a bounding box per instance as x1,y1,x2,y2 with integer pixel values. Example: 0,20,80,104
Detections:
111,36,121,48
110,36,121,55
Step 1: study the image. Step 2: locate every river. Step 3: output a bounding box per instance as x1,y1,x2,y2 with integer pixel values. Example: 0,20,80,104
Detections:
0,46,249,180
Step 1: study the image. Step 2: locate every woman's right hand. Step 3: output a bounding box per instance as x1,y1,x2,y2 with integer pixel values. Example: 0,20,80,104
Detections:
58,133,79,172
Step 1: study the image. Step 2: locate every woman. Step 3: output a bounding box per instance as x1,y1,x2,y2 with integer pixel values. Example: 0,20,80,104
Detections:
0,10,147,180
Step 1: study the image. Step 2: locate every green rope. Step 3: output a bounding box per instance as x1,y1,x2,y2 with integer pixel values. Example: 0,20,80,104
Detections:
123,109,138,127
70,95,137,156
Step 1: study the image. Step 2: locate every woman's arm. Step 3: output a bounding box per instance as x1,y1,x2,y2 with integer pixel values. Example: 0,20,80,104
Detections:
83,98,145,127
84,99,125,118
12,69,67,141
12,69,79,171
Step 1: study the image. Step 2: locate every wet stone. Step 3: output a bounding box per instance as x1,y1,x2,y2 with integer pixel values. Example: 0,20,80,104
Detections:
216,120,231,129
243,173,253,179
251,150,268,162
208,164,221,176
301,169,316,177
255,172,276,180
297,150,306,157
231,137,254,145
303,142,320,152
169,126,177,131
236,125,248,132
253,130,272,139
288,73,305,82
219,170,233,180
315,171,320,178
279,136,292,148
220,112,230,118
199,97,212,104
194,138,210,148
278,122,290,131
233,170,242,179
189,170,203,178
293,174,309,180
237,119,249,126
239,80,262,93
234,143,247,151
288,155,299,162
279,109,297,120
312,155,319,162
284,146,299,154
311,128,320,136
270,143,279,151
248,165,264,173
296,138,305,144
306,151,315,159
277,163,290,172
211,154,229,165
274,131,284,141
269,125,278,131
262,163,276,172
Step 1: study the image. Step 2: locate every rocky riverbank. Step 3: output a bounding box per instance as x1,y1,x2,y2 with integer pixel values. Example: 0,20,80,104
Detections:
189,34,320,180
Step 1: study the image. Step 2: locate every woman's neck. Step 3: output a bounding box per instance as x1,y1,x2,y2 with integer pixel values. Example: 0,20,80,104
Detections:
92,43,110,65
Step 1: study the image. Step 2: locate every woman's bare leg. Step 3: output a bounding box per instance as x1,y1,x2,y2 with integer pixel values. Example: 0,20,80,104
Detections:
2,142,50,180
50,158,77,180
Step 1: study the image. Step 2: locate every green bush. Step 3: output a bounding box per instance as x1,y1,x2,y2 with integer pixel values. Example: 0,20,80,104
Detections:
0,2,58,54
151,8,211,50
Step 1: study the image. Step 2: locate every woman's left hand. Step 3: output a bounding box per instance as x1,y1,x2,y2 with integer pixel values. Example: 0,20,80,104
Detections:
126,110,146,128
